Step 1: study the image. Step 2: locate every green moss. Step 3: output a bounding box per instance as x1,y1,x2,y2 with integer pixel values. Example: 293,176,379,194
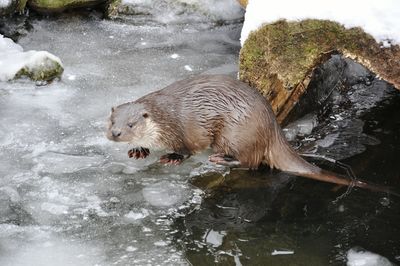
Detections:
239,19,400,123
28,0,105,12
14,60,64,82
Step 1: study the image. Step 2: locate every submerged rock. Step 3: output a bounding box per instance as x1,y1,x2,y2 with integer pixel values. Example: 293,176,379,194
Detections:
0,34,63,82
239,19,400,123
28,0,106,13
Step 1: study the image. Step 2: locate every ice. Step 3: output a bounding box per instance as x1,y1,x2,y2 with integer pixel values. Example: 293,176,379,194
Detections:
40,202,69,215
32,152,105,174
283,113,318,141
119,0,243,24
204,229,226,247
124,208,150,221
317,133,339,148
242,0,400,46
126,246,138,252
142,181,190,207
346,248,393,266
0,8,241,264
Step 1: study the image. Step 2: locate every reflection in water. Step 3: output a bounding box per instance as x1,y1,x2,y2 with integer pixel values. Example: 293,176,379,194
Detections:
175,75,400,265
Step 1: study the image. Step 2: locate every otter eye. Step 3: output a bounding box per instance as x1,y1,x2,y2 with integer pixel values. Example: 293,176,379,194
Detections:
127,123,133,128
142,113,149,118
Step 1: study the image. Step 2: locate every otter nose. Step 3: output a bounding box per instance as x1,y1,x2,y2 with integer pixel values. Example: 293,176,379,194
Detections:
112,130,121,137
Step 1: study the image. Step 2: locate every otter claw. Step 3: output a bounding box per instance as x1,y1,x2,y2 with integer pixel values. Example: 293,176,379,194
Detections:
128,147,150,159
159,153,185,165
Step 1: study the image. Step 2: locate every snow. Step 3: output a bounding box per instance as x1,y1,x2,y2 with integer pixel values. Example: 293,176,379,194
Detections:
241,0,400,46
0,34,63,81
0,0,11,8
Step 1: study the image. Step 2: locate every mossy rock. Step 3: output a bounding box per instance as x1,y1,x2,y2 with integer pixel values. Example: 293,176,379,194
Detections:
239,19,400,124
14,51,64,82
27,0,107,13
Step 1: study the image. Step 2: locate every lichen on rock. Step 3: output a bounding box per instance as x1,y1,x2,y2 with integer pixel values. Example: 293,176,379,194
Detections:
239,19,400,123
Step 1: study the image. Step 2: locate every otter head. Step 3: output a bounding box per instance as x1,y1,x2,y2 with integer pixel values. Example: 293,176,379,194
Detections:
107,102,161,148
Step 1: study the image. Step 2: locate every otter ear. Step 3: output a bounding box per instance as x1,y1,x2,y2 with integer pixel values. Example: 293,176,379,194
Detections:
142,113,149,118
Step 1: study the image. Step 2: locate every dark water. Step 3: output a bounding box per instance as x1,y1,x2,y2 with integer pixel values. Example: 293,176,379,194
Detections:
174,79,400,265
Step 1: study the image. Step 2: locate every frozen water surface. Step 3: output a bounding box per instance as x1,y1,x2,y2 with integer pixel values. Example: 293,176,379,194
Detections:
2,4,400,266
0,9,242,266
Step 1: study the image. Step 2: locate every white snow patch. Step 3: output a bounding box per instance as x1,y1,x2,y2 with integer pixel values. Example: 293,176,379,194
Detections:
241,0,400,46
347,248,393,266
0,0,11,8
0,34,63,81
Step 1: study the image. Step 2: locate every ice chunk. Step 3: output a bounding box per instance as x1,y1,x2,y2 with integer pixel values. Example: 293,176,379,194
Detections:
271,250,295,256
124,208,149,221
142,181,189,207
203,229,226,247
347,247,393,266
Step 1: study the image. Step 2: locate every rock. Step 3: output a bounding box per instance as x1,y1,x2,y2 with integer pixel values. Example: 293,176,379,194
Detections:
104,0,244,23
239,19,400,123
0,34,64,82
27,0,107,13
0,0,27,15
237,0,247,8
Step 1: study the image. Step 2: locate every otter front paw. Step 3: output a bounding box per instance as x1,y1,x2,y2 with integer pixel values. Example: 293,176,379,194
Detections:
159,153,185,165
128,147,150,159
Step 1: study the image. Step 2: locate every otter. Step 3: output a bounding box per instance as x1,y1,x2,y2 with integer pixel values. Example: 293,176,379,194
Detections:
107,74,394,193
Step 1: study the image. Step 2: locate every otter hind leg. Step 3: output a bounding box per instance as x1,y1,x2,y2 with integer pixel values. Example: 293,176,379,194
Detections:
128,147,150,159
209,153,241,167
159,153,186,165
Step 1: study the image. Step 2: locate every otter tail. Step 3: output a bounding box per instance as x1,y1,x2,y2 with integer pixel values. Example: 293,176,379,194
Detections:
266,128,399,196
